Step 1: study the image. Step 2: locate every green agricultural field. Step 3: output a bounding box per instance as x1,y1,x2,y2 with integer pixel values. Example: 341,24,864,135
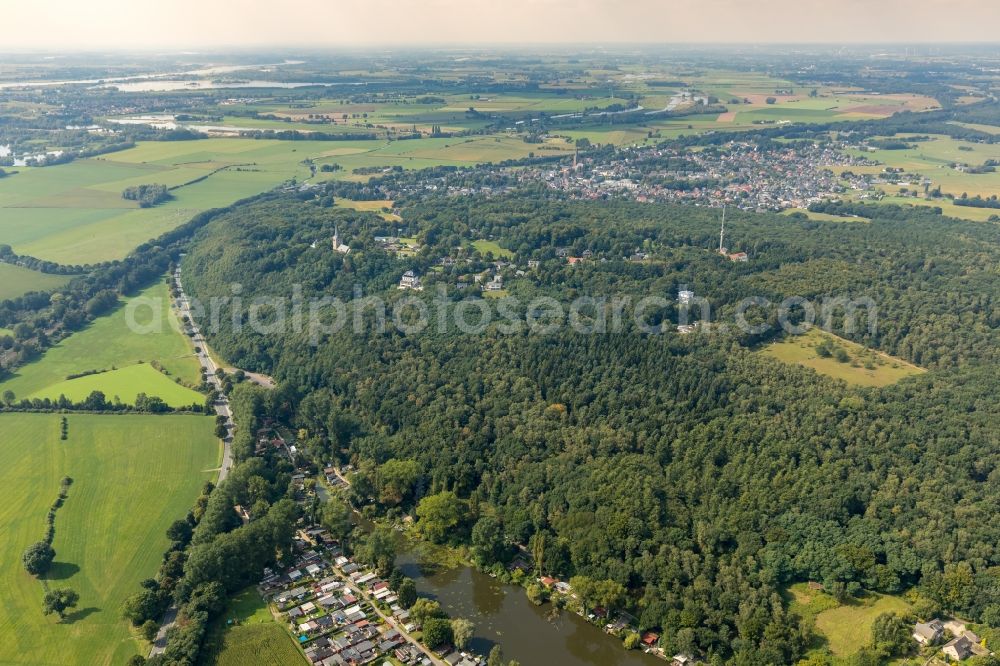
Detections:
0,134,573,264
29,363,203,408
0,263,72,300
760,327,925,387
201,587,307,666
0,281,203,405
868,194,1000,222
0,412,220,666
949,121,1000,135
840,134,1000,201
0,140,314,263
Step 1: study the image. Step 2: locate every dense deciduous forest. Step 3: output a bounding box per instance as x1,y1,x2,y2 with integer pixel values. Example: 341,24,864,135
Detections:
182,188,1000,662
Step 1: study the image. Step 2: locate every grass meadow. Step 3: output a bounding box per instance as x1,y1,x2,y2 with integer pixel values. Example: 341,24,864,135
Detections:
813,593,912,657
30,363,203,408
760,327,925,388
0,281,203,406
0,412,220,666
333,198,401,221
471,239,514,258
786,583,913,661
0,263,72,300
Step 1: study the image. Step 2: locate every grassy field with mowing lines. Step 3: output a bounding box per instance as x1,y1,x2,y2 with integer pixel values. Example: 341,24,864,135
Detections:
0,263,72,300
761,327,924,387
0,281,203,404
0,412,220,666
201,587,307,666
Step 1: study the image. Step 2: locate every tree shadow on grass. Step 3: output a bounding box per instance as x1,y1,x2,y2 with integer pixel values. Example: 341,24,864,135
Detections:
61,607,100,624
45,561,80,580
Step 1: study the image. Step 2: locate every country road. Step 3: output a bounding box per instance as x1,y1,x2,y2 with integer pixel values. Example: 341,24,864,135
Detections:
150,266,235,657
172,265,233,482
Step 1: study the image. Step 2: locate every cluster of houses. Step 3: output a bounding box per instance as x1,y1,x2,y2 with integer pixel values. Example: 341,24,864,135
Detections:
254,426,296,460
842,167,930,191
375,236,420,255
253,461,493,666
258,534,426,666
912,618,989,662
516,140,874,212
401,259,519,294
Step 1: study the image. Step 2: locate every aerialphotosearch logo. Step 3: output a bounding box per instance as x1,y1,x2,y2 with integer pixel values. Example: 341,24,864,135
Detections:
125,282,878,346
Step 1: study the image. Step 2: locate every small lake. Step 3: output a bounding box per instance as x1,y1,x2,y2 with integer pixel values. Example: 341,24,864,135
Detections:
396,546,661,666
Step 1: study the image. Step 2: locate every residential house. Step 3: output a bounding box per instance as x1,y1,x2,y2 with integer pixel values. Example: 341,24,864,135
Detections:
398,270,422,290
912,619,944,645
678,289,694,304
942,635,973,661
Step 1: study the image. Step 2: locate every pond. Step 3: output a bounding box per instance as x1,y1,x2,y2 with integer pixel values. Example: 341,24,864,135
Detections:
396,544,661,666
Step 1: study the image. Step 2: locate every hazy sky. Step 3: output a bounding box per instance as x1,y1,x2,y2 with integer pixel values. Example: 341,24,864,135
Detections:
7,0,1000,49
